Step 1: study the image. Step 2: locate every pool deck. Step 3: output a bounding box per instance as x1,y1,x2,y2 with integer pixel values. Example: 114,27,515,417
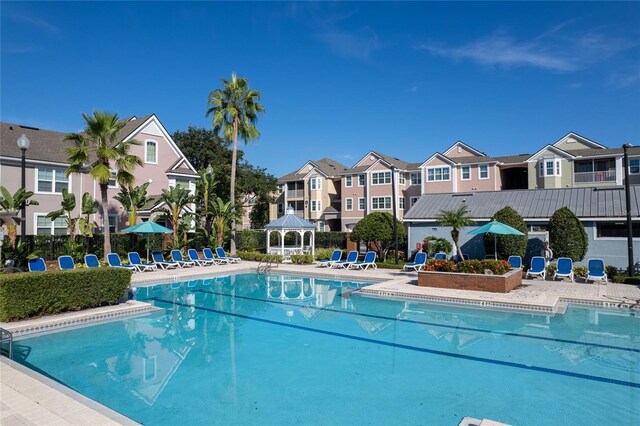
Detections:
2,260,639,425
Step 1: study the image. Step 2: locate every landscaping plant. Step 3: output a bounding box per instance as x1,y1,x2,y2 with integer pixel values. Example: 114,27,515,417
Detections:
483,206,528,259
548,207,588,261
350,212,405,261
436,205,475,260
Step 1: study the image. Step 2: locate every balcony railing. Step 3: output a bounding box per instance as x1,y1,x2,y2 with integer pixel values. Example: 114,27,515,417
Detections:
574,170,616,183
286,190,304,198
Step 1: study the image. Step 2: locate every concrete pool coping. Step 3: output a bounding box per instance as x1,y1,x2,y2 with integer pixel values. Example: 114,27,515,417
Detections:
1,260,638,425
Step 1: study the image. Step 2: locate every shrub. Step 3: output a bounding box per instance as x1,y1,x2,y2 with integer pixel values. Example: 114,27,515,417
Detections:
605,265,618,280
314,248,343,261
315,232,347,249
351,212,406,261
236,230,266,252
424,259,457,272
422,236,452,257
546,263,557,277
548,207,588,261
483,206,528,259
612,275,640,285
456,259,484,274
236,251,283,263
377,260,407,270
0,268,132,322
456,259,510,275
290,254,314,264
572,266,588,279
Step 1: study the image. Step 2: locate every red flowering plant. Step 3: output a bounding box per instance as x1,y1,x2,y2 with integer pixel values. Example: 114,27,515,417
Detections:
425,259,457,272
424,259,511,275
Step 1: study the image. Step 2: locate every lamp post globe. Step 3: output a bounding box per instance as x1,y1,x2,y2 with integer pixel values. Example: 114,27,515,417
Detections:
17,134,31,242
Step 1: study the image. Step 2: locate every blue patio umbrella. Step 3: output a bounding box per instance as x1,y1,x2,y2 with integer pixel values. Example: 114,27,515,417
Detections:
468,220,525,260
121,221,173,260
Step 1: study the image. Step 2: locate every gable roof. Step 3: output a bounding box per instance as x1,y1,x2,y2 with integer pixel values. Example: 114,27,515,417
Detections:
553,131,607,149
404,186,640,221
526,145,576,162
419,152,456,168
443,141,486,157
278,158,348,182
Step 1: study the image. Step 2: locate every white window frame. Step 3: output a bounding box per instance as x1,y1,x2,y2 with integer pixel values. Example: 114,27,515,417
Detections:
461,166,471,181
108,170,118,188
478,164,489,180
310,200,322,212
410,172,422,185
34,167,71,194
345,197,353,211
358,197,365,211
145,140,158,164
371,171,391,185
371,196,391,210
358,174,365,187
33,213,67,235
398,173,406,185
539,158,561,177
410,196,419,207
103,214,118,234
426,166,451,182
310,176,322,190
630,158,640,175
345,175,353,187
398,197,405,210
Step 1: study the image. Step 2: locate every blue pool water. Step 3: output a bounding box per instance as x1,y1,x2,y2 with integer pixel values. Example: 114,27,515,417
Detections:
14,273,640,425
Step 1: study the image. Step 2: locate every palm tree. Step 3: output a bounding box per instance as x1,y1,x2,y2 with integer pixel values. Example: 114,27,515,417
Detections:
212,197,237,247
195,168,217,238
46,188,78,239
206,73,264,253
436,205,475,260
65,111,142,258
0,186,39,247
154,186,194,247
114,182,150,227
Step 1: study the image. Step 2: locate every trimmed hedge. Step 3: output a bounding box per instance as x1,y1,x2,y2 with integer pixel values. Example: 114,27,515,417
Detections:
612,275,640,285
290,254,314,264
484,206,528,259
0,268,132,322
548,207,588,261
236,251,283,263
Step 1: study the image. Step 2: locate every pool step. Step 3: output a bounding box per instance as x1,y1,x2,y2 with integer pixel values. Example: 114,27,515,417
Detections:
459,416,510,426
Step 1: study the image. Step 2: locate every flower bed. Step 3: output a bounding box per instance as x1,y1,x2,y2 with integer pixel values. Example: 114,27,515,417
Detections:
418,259,522,293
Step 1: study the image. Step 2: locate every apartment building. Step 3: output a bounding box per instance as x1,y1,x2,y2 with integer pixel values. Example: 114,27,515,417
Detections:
269,158,348,231
0,115,199,236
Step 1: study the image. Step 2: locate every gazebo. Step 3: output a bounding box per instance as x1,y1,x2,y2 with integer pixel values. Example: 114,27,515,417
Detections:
265,205,316,260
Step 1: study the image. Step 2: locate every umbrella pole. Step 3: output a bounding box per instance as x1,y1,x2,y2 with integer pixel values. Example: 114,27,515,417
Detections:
494,234,497,260
147,234,150,262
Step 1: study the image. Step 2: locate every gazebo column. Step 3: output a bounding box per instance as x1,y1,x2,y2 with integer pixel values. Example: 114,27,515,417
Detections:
280,230,285,256
266,229,271,255
299,230,304,254
311,230,315,256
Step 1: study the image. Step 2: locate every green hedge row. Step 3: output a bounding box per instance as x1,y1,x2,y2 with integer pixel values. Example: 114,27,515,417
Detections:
290,254,314,264
236,251,283,263
0,268,132,322
612,275,640,285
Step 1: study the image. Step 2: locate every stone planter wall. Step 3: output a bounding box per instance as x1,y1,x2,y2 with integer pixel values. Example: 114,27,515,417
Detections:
417,268,523,293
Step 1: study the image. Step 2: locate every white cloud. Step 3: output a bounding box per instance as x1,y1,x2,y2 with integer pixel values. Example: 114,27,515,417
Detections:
315,27,381,60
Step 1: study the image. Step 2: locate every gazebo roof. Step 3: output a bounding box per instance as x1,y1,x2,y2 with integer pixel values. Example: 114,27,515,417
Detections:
265,209,315,230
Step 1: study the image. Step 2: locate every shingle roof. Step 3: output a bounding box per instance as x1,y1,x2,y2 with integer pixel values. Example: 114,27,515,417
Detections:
167,166,199,176
569,147,640,158
265,213,316,229
278,158,348,182
404,186,640,220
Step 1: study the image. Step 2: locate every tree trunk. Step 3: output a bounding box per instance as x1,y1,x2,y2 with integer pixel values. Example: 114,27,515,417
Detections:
451,229,463,260
229,119,238,254
101,183,111,259
7,224,17,248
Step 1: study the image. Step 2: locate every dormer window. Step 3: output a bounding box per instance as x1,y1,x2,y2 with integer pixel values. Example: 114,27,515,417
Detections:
145,141,158,164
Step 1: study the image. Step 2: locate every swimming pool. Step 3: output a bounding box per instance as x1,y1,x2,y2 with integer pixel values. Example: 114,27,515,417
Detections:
14,273,640,425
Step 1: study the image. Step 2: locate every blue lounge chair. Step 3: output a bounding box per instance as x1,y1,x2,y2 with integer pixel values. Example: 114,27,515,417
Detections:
203,248,227,264
434,252,447,260
554,257,574,282
171,250,196,268
188,249,215,266
349,251,377,270
331,250,359,269
404,252,427,272
526,256,546,280
85,254,100,268
28,257,46,272
107,253,136,271
128,252,158,272
317,249,342,268
151,251,180,269
508,256,522,269
216,247,240,263
586,258,608,284
58,255,75,270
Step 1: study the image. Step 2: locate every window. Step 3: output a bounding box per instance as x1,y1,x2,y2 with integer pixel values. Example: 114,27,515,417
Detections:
596,222,640,238
427,167,450,182
371,196,391,210
36,168,69,193
145,141,158,164
461,166,471,180
35,214,67,235
630,159,640,175
310,176,322,190
539,158,561,177
345,198,353,211
410,172,422,185
410,196,419,207
479,164,489,179
398,197,405,209
371,171,391,185
399,173,406,185
278,204,283,215
108,170,118,188
345,175,352,187
310,200,322,212
358,174,365,186
99,214,118,234
358,197,365,211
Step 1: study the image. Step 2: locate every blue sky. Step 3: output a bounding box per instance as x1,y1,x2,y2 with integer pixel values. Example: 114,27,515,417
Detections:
2,2,639,177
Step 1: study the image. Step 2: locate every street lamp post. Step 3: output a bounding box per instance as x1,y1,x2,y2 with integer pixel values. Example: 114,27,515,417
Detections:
16,134,31,242
622,144,634,276
391,166,398,264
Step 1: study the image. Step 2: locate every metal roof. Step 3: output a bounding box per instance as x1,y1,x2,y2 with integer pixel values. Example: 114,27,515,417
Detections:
404,186,640,221
265,213,316,229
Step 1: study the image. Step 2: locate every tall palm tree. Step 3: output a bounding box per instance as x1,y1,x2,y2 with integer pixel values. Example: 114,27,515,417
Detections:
436,205,475,260
65,111,142,258
0,186,39,247
206,73,264,253
114,182,150,227
212,197,237,247
154,186,194,247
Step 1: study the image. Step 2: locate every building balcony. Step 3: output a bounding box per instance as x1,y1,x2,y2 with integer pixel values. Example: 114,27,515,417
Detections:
574,170,616,183
286,190,304,198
